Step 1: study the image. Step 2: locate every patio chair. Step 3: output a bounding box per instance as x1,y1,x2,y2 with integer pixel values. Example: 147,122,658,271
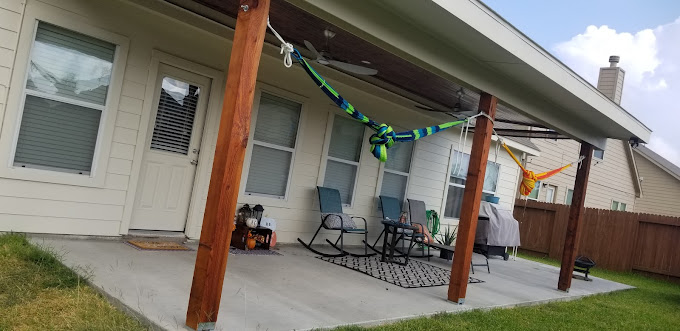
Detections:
365,196,430,264
297,187,375,257
408,198,489,273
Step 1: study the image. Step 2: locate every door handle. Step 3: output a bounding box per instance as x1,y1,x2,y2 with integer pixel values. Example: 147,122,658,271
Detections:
190,160,198,166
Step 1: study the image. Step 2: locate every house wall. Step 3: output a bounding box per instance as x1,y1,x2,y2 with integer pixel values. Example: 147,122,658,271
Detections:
525,138,637,210
633,152,680,217
0,0,522,242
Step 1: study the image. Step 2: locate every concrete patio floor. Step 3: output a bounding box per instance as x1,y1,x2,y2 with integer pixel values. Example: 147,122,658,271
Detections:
32,235,632,331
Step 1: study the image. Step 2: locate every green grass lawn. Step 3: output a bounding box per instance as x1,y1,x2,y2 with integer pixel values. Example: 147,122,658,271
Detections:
335,252,680,331
0,233,148,331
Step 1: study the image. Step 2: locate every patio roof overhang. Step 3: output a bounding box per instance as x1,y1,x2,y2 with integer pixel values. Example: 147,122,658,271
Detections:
168,0,652,151
286,0,652,150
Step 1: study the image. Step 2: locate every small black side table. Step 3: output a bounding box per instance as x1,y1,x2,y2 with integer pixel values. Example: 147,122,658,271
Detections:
380,219,419,265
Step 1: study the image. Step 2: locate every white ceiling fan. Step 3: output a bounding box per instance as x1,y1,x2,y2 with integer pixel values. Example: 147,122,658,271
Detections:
303,29,378,76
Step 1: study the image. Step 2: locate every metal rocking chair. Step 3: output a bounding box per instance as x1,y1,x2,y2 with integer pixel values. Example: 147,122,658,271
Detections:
365,196,430,264
297,187,374,257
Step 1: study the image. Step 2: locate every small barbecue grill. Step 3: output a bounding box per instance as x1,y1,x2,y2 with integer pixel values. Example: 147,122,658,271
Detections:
573,256,596,281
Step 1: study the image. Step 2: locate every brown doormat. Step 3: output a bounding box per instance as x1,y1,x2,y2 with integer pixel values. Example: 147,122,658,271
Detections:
125,240,191,251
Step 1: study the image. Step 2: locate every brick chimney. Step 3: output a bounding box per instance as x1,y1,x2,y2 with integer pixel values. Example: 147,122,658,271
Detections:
596,55,625,105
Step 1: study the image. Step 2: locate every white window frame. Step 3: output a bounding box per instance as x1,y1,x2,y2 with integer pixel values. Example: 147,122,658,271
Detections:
442,146,501,220
0,10,129,187
611,200,627,211
543,184,556,203
317,111,367,208
242,86,306,200
526,181,541,201
594,149,605,160
565,188,574,205
375,138,415,207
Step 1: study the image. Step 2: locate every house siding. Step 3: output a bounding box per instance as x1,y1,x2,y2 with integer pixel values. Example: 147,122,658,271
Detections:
0,0,523,242
633,152,680,217
526,138,636,210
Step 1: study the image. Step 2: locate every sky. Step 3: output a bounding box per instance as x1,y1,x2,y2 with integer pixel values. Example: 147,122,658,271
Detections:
482,0,680,166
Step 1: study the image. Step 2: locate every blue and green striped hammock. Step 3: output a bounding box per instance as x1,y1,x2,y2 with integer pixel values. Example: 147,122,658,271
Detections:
291,49,468,162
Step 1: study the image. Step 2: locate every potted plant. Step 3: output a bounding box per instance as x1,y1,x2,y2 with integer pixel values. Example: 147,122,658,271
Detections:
436,225,458,260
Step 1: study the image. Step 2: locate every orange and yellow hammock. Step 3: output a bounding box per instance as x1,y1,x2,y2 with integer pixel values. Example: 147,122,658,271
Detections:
501,142,583,196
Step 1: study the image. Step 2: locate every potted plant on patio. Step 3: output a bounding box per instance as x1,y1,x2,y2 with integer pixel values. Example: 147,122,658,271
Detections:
436,225,458,260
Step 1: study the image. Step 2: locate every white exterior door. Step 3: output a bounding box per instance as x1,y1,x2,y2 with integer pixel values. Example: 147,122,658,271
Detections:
130,64,211,231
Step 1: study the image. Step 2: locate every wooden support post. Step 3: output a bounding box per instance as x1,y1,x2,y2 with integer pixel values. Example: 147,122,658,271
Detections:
558,142,594,292
447,92,497,304
186,0,270,329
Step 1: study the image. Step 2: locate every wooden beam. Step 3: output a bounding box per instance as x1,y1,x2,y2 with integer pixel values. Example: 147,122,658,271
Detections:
186,0,270,329
558,142,594,292
448,92,497,304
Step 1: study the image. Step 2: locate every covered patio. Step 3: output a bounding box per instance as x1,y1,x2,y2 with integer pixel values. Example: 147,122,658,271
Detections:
34,235,631,330
173,0,650,328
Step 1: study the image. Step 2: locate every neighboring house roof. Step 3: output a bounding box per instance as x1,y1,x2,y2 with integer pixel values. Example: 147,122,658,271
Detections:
634,145,680,181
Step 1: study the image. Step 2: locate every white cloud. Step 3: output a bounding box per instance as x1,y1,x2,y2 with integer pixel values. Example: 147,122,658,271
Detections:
647,136,680,166
554,19,680,167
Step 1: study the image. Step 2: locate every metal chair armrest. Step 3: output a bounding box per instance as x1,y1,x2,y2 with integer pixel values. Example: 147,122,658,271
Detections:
350,216,368,229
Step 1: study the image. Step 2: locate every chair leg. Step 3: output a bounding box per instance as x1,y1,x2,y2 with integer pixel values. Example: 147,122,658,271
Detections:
298,224,347,257
326,234,376,257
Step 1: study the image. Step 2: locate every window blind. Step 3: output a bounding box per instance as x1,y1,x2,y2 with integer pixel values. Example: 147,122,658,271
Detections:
253,93,301,148
324,159,358,204
380,172,408,205
385,141,413,173
245,145,292,197
150,78,199,155
245,93,301,197
328,115,364,162
27,22,115,106
14,95,101,174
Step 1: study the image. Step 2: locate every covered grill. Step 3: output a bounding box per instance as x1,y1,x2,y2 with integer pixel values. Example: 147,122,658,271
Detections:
475,201,521,260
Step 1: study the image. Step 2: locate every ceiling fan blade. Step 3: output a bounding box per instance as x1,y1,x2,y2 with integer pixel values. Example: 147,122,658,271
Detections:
303,40,324,61
327,60,378,75
415,105,446,112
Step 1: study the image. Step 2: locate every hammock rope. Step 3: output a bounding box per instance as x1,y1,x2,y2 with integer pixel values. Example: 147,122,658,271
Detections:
267,20,584,194
498,135,584,196
291,49,468,162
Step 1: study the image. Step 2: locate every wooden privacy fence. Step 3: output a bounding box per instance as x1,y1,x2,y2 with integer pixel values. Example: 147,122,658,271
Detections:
513,199,680,278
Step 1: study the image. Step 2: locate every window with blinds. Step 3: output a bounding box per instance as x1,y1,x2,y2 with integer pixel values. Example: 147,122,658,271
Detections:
150,78,200,155
444,150,500,218
14,22,116,175
245,92,302,198
380,141,413,207
324,115,364,205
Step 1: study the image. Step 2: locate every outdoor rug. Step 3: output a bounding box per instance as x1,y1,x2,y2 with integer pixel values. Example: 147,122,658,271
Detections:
125,240,191,251
318,255,484,288
229,247,282,256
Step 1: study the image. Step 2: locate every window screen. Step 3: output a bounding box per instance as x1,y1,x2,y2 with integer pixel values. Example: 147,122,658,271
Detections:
14,22,116,174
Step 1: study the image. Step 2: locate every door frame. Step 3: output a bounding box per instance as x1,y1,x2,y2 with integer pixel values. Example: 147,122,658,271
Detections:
119,50,225,237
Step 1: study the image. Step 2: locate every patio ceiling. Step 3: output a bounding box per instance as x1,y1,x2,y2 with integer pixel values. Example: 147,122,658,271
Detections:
168,0,650,149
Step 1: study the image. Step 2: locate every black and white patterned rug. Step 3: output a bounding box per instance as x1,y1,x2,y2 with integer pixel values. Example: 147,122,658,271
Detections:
318,255,483,288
